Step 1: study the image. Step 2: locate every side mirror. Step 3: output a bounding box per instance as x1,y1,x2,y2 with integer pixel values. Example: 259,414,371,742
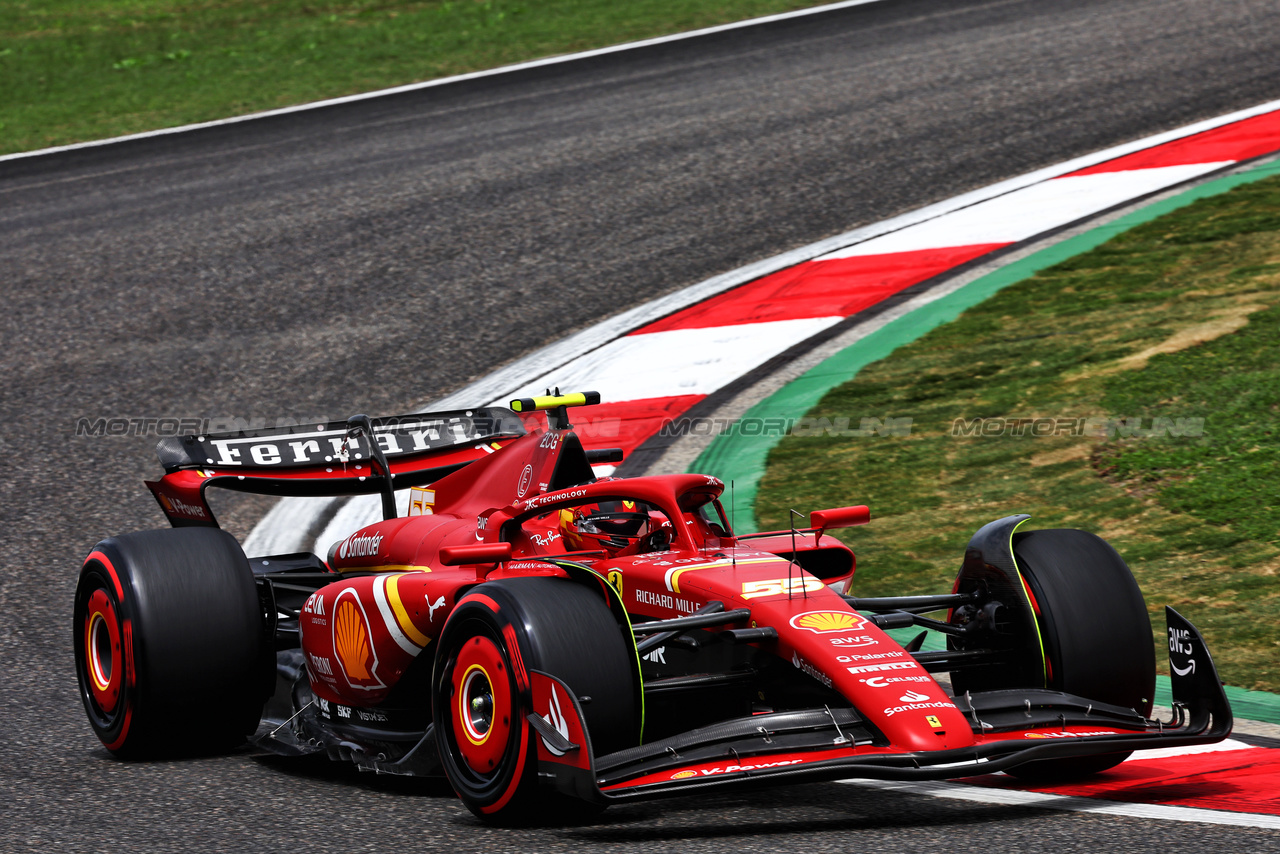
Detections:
809,505,870,544
439,542,513,578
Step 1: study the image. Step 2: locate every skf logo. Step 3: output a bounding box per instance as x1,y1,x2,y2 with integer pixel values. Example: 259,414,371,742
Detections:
332,590,385,690
338,531,383,560
790,611,867,633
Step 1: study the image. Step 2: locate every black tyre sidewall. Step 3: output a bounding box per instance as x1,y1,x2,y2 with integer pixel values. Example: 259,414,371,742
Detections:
1007,528,1155,780
1014,528,1155,714
433,578,638,822
74,528,266,757
74,561,131,750
433,602,532,815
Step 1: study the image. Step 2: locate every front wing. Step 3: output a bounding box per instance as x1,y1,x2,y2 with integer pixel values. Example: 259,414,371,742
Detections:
528,607,1232,804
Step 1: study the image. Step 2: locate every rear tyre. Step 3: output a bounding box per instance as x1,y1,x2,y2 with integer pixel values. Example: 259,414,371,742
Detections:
73,528,269,758
432,578,637,824
1004,528,1154,780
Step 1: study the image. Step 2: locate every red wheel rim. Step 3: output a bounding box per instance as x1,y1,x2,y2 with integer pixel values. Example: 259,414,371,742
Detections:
84,588,122,713
451,635,511,774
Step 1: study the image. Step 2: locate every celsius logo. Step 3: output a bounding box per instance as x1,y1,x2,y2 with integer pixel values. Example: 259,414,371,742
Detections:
860,675,931,687
339,531,383,559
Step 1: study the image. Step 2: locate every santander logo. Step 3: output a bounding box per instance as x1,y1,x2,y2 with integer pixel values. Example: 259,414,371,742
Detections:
339,531,383,560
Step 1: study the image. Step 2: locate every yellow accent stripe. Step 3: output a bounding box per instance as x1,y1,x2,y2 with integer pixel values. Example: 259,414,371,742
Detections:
386,574,431,647
337,563,432,574
665,556,782,594
1007,517,1048,687
667,567,700,594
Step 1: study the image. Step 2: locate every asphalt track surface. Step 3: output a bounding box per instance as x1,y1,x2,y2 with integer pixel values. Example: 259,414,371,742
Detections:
5,0,1280,849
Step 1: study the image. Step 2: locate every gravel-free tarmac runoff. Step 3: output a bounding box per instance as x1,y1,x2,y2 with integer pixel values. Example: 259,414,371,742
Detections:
5,0,1280,849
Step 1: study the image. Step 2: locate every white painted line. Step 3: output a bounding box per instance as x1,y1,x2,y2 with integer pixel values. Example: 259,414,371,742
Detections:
504,317,843,404
0,0,890,164
312,490,416,560
819,163,1231,257
241,495,337,557
1124,738,1257,761
843,779,1280,829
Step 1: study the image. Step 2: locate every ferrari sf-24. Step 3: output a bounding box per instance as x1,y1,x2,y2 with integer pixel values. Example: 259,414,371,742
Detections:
74,392,1231,822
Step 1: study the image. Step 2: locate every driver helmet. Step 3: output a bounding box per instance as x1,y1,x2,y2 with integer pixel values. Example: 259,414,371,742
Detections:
559,500,651,554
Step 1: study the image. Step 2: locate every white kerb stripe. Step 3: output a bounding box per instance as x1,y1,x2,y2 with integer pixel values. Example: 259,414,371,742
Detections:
372,574,421,656
843,779,1280,830
819,163,1232,259
1124,738,1257,762
503,317,843,404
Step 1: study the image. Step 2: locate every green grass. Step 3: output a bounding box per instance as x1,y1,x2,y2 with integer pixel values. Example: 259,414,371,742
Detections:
757,174,1280,692
0,0,837,155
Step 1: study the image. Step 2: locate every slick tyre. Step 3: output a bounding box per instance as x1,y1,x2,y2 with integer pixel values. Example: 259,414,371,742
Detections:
74,528,269,758
1005,528,1155,781
432,578,638,824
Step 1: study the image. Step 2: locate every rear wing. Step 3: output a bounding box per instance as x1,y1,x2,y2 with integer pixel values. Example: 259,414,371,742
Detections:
146,408,526,528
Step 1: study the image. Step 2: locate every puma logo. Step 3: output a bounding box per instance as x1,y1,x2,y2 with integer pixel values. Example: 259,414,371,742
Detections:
427,595,446,623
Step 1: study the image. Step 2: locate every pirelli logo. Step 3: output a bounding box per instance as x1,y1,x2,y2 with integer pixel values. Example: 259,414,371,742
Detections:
846,661,917,675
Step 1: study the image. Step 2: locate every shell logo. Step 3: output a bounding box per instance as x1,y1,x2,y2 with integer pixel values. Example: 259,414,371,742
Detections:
333,593,384,689
670,770,697,780
790,610,867,634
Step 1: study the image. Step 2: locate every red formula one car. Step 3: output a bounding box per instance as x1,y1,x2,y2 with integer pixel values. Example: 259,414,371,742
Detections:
74,392,1231,822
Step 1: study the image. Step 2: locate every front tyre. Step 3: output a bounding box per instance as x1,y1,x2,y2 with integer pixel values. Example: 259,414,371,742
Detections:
74,528,269,758
432,578,638,824
1005,528,1154,780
